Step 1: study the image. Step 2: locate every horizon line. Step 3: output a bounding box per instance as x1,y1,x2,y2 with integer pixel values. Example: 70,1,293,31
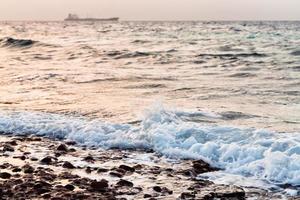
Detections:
0,19,300,22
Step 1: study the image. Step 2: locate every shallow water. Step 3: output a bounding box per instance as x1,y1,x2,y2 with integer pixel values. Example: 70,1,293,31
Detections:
0,21,299,193
0,21,299,132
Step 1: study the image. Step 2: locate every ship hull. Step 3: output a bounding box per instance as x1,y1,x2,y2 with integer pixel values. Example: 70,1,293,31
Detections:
64,18,119,22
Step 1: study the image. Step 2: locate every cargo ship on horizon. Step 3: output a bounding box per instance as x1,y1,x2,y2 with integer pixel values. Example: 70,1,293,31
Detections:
64,14,119,22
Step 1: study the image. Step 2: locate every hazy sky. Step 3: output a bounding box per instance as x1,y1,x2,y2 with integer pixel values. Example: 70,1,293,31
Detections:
0,0,299,21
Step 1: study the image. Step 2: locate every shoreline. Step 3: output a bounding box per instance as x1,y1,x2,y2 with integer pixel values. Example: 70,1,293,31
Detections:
0,135,295,199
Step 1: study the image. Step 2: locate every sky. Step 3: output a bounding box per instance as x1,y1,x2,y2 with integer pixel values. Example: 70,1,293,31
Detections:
0,0,299,21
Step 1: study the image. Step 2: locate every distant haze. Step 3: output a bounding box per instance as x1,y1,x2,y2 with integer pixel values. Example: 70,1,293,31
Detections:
1,0,300,21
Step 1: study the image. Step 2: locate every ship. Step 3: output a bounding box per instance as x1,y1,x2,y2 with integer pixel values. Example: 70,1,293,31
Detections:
64,14,119,22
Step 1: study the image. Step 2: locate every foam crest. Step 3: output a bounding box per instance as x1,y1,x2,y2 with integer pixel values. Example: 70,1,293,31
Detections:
0,107,299,189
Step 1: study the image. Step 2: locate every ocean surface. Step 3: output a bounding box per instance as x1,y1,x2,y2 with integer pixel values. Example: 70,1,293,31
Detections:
0,21,299,194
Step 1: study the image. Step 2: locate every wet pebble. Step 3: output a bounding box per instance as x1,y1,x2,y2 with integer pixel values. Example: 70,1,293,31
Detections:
57,144,68,152
0,172,11,179
119,165,135,173
22,164,35,174
40,156,55,165
64,184,75,191
62,161,75,169
3,144,14,152
117,179,134,187
90,179,109,192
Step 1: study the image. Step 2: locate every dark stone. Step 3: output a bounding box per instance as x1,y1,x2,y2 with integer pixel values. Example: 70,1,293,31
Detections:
192,160,218,175
42,193,52,199
144,194,152,198
62,161,75,169
57,144,68,152
3,144,14,152
153,186,173,195
13,155,26,160
12,167,22,172
90,179,109,192
64,184,75,191
0,163,11,169
133,164,143,170
35,169,57,181
0,172,11,179
119,165,135,173
58,172,79,179
97,168,109,173
40,156,54,165
180,192,196,199
8,140,18,146
83,155,95,162
54,152,61,157
117,179,134,187
109,171,123,178
65,141,77,145
30,157,38,161
85,167,92,173
27,136,42,141
153,186,162,193
22,164,35,173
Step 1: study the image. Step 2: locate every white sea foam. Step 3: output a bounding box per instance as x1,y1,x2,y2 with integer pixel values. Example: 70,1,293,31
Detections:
0,106,299,192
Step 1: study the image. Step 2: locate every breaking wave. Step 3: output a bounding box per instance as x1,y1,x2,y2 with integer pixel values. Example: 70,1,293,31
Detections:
0,105,299,189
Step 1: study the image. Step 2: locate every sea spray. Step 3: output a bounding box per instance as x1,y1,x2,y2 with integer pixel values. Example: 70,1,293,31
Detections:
0,105,299,189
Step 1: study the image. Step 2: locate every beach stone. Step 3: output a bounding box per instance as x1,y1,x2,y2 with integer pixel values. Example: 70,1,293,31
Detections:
54,152,61,157
117,179,134,187
133,164,143,170
69,148,76,152
8,140,18,146
34,181,52,194
58,172,79,179
22,164,35,173
192,160,218,175
27,136,42,141
57,144,68,152
119,165,135,173
153,186,173,195
40,156,54,165
30,157,39,161
65,141,77,145
3,144,14,152
0,172,11,179
85,167,92,173
36,169,57,181
109,171,123,178
97,168,109,173
64,184,75,191
83,155,95,162
13,155,26,160
0,163,11,169
42,193,52,199
62,161,75,169
180,192,196,199
12,167,22,172
144,194,152,198
90,179,109,192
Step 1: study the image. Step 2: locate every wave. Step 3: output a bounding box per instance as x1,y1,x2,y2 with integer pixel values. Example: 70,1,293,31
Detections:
0,106,299,189
197,53,267,59
0,37,37,48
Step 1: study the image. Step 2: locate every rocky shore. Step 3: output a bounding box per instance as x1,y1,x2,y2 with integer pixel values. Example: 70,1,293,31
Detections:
0,135,296,200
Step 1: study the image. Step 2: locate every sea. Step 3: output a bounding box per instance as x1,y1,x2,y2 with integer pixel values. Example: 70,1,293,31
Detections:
0,21,299,195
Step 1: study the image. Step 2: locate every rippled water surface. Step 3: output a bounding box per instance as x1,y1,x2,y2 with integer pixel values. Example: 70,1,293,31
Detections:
0,21,299,132
0,21,300,193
